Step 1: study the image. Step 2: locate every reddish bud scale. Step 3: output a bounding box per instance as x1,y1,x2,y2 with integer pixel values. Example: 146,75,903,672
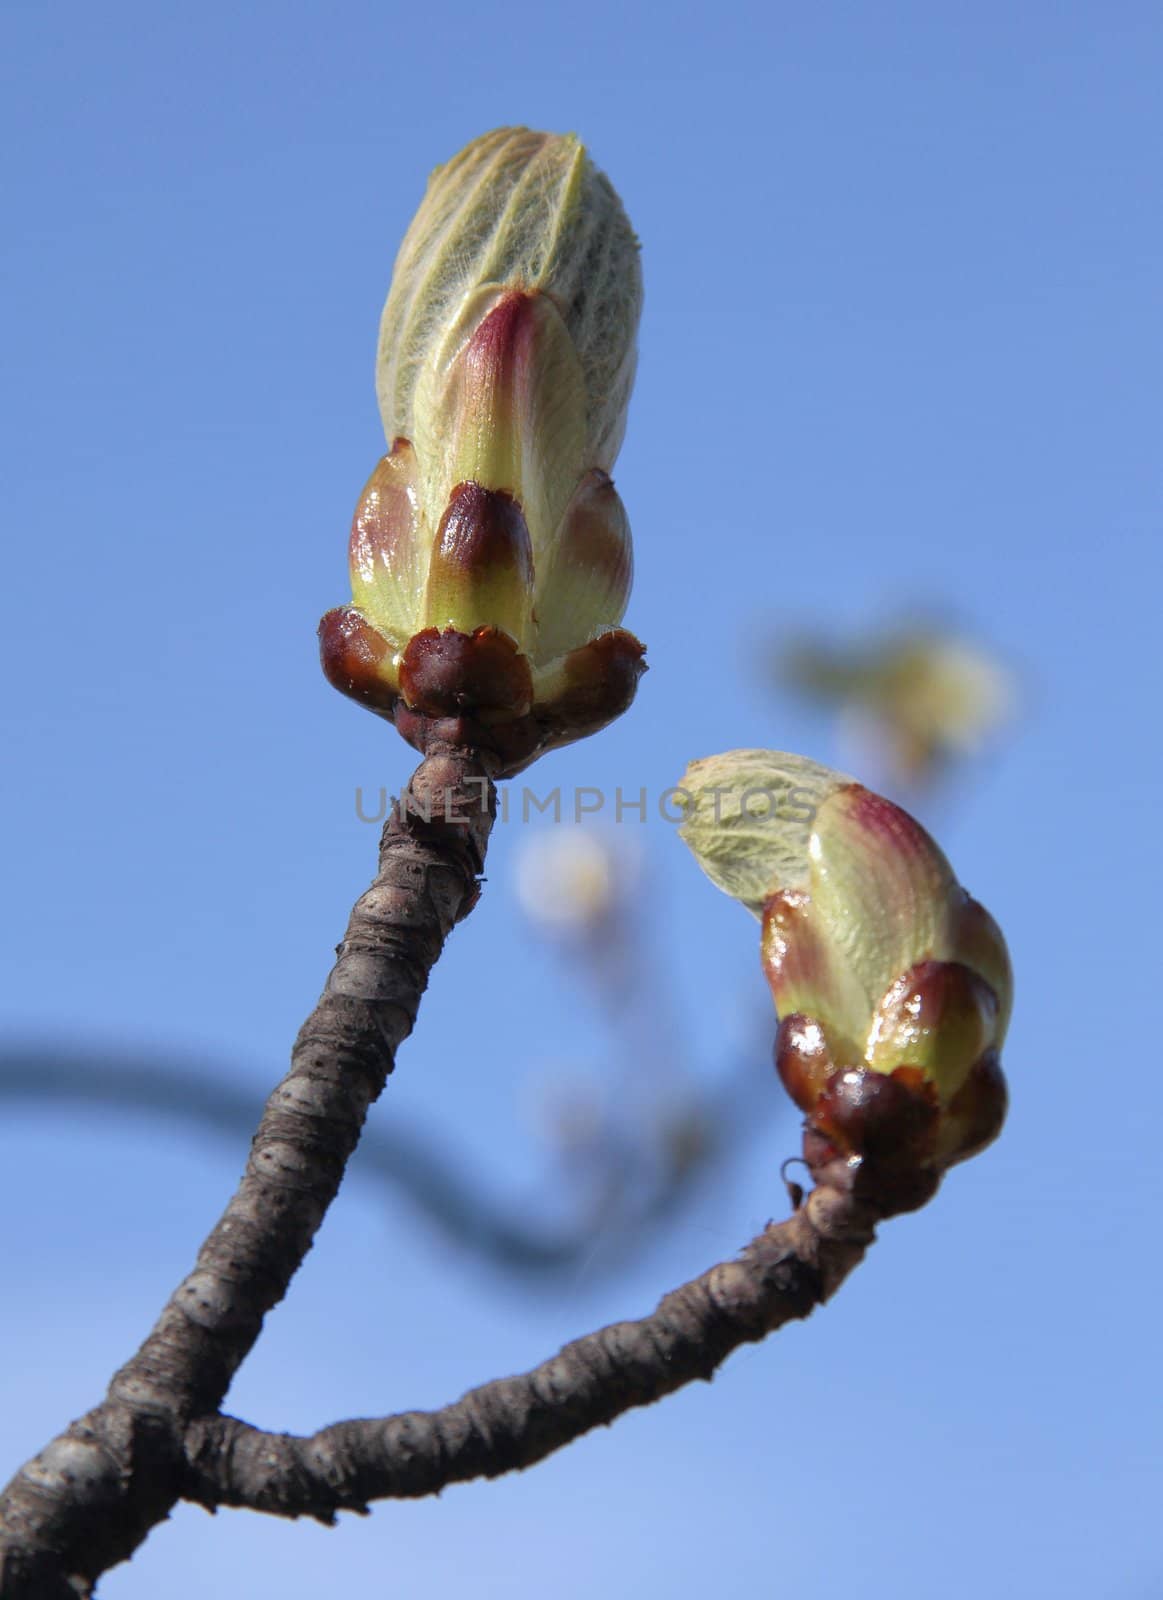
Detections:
319,460,646,775
348,439,418,591
318,607,398,716
424,484,535,645
347,625,646,777
321,611,646,777
775,986,1008,1217
400,626,533,721
434,485,533,591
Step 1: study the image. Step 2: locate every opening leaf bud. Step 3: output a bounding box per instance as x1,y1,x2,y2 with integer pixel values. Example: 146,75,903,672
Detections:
677,750,1012,1211
320,128,646,775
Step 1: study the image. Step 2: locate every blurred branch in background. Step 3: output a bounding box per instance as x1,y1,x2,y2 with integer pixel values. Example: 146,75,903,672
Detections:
775,618,1019,794
0,1041,585,1273
0,1023,775,1283
1,827,783,1289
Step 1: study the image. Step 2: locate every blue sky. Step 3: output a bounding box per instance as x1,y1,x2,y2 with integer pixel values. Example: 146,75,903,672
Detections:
1,2,1160,1595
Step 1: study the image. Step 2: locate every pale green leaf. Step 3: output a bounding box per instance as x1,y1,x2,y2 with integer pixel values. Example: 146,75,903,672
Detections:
675,750,848,918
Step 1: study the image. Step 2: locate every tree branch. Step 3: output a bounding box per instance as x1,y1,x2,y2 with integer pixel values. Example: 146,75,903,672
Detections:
0,750,496,1600
180,1180,876,1521
0,747,888,1596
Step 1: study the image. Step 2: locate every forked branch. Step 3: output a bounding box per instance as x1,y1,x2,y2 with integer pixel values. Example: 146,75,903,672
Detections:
0,750,497,1599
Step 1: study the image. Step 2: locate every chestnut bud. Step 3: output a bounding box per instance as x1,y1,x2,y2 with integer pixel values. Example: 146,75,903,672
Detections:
320,128,645,775
678,751,1011,1213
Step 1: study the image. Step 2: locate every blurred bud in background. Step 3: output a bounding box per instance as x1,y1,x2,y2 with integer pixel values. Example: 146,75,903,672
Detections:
778,622,1017,791
515,828,638,940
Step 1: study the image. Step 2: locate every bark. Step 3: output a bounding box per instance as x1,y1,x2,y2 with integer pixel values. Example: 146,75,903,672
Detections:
0,751,496,1598
180,1181,876,1522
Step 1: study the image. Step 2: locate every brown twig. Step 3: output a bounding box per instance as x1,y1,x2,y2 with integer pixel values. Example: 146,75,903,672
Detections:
0,750,496,1599
180,1180,877,1522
